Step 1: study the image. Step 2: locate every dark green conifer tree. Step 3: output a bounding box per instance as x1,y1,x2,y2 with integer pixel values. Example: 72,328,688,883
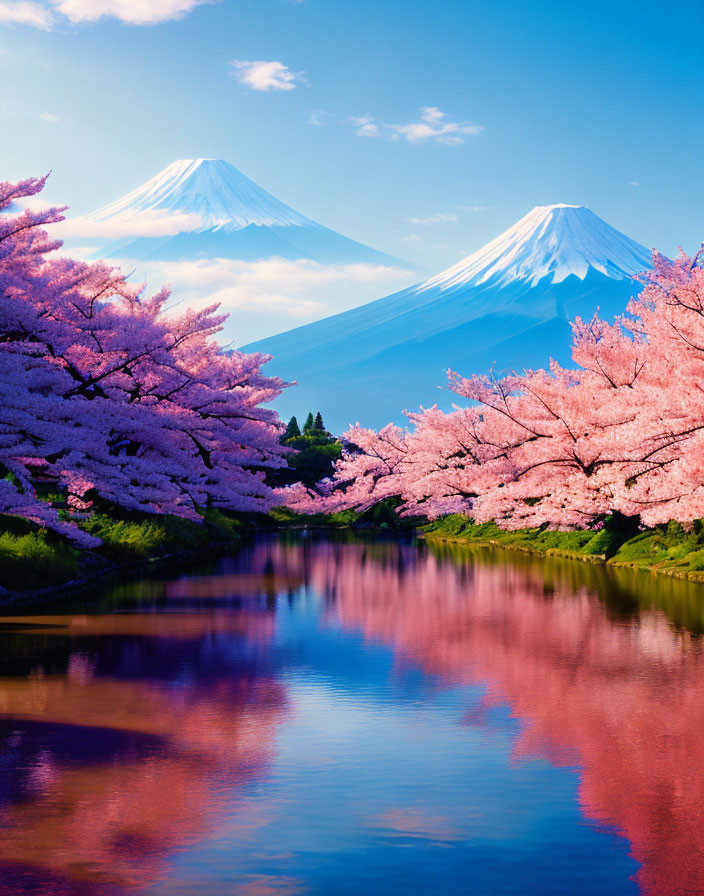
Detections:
283,416,301,441
268,408,342,489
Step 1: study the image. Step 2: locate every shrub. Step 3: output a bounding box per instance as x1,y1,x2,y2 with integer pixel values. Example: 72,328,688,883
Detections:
80,512,209,563
0,530,78,592
583,527,625,558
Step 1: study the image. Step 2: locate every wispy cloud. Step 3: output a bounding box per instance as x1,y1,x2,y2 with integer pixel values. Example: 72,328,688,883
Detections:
398,234,421,243
39,110,59,123
352,106,483,145
351,115,381,138
407,212,460,226
59,209,205,240
230,59,305,92
6,195,57,214
87,257,416,343
455,202,488,214
0,0,209,27
406,202,487,229
630,181,640,187
0,1,53,28
308,109,329,127
394,107,483,144
57,0,208,23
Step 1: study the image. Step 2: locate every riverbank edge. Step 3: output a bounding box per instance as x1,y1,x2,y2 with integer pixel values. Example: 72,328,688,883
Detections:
8,511,704,605
0,515,413,607
422,527,704,585
0,536,242,608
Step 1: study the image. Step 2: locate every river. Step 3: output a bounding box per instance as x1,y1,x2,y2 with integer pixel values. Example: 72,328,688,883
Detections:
0,533,702,895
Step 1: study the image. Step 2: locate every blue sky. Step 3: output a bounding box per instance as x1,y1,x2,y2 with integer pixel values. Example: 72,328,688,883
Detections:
1,0,703,273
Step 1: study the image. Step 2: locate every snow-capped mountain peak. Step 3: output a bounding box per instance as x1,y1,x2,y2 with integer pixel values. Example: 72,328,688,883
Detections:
420,203,652,292
246,202,654,430
85,158,314,232
67,157,411,289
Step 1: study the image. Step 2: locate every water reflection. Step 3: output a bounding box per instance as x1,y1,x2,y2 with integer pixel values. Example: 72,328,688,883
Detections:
0,602,286,894
0,535,702,894
325,541,704,896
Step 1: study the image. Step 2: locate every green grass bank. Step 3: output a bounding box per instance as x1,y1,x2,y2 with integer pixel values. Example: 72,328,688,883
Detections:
423,515,704,582
7,503,704,600
0,506,249,599
0,497,416,599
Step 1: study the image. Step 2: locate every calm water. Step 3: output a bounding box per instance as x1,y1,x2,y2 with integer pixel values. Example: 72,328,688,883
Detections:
1,535,703,896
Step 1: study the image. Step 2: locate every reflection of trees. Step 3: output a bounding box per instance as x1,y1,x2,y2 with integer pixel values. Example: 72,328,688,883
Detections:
3,535,704,895
0,610,286,894
262,537,704,896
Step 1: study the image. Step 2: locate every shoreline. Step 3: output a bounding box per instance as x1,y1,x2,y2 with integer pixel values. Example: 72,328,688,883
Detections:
422,531,704,585
0,521,410,608
0,538,240,609
6,517,704,608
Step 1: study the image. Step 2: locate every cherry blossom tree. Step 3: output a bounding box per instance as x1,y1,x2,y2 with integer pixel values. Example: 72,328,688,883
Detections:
299,247,704,531
281,423,409,515
0,174,289,542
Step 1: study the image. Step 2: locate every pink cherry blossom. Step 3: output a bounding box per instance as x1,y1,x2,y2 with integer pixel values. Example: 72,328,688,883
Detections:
0,175,290,542
299,247,704,531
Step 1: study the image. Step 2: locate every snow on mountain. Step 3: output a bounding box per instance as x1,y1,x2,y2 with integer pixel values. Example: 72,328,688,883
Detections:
86,158,314,231
420,204,652,290
60,158,418,345
73,158,407,268
245,204,653,432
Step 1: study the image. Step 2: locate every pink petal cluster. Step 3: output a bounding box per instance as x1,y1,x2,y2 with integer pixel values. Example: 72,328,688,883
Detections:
0,175,289,542
295,247,704,529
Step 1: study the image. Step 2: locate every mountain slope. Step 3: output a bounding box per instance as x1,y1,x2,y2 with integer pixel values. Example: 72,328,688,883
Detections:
245,204,652,431
87,158,315,229
421,203,651,289
78,158,407,268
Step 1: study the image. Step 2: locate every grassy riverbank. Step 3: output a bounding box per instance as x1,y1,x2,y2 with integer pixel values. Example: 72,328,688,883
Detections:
0,507,248,596
268,497,420,530
0,498,416,598
8,503,704,598
423,515,704,581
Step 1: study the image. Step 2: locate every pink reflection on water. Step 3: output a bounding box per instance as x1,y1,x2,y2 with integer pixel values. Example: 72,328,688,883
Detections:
1,537,703,895
0,610,287,894
247,538,704,896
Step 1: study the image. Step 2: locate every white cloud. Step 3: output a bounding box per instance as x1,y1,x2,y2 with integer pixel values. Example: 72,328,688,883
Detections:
407,212,460,226
0,1,54,28
308,109,328,127
630,181,640,187
39,110,59,123
58,208,205,240
0,0,209,27
398,234,421,243
102,256,415,344
405,203,487,230
394,107,483,144
3,195,57,214
351,106,483,145
351,115,381,138
52,0,207,23
419,106,444,124
230,59,304,92
455,202,488,214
